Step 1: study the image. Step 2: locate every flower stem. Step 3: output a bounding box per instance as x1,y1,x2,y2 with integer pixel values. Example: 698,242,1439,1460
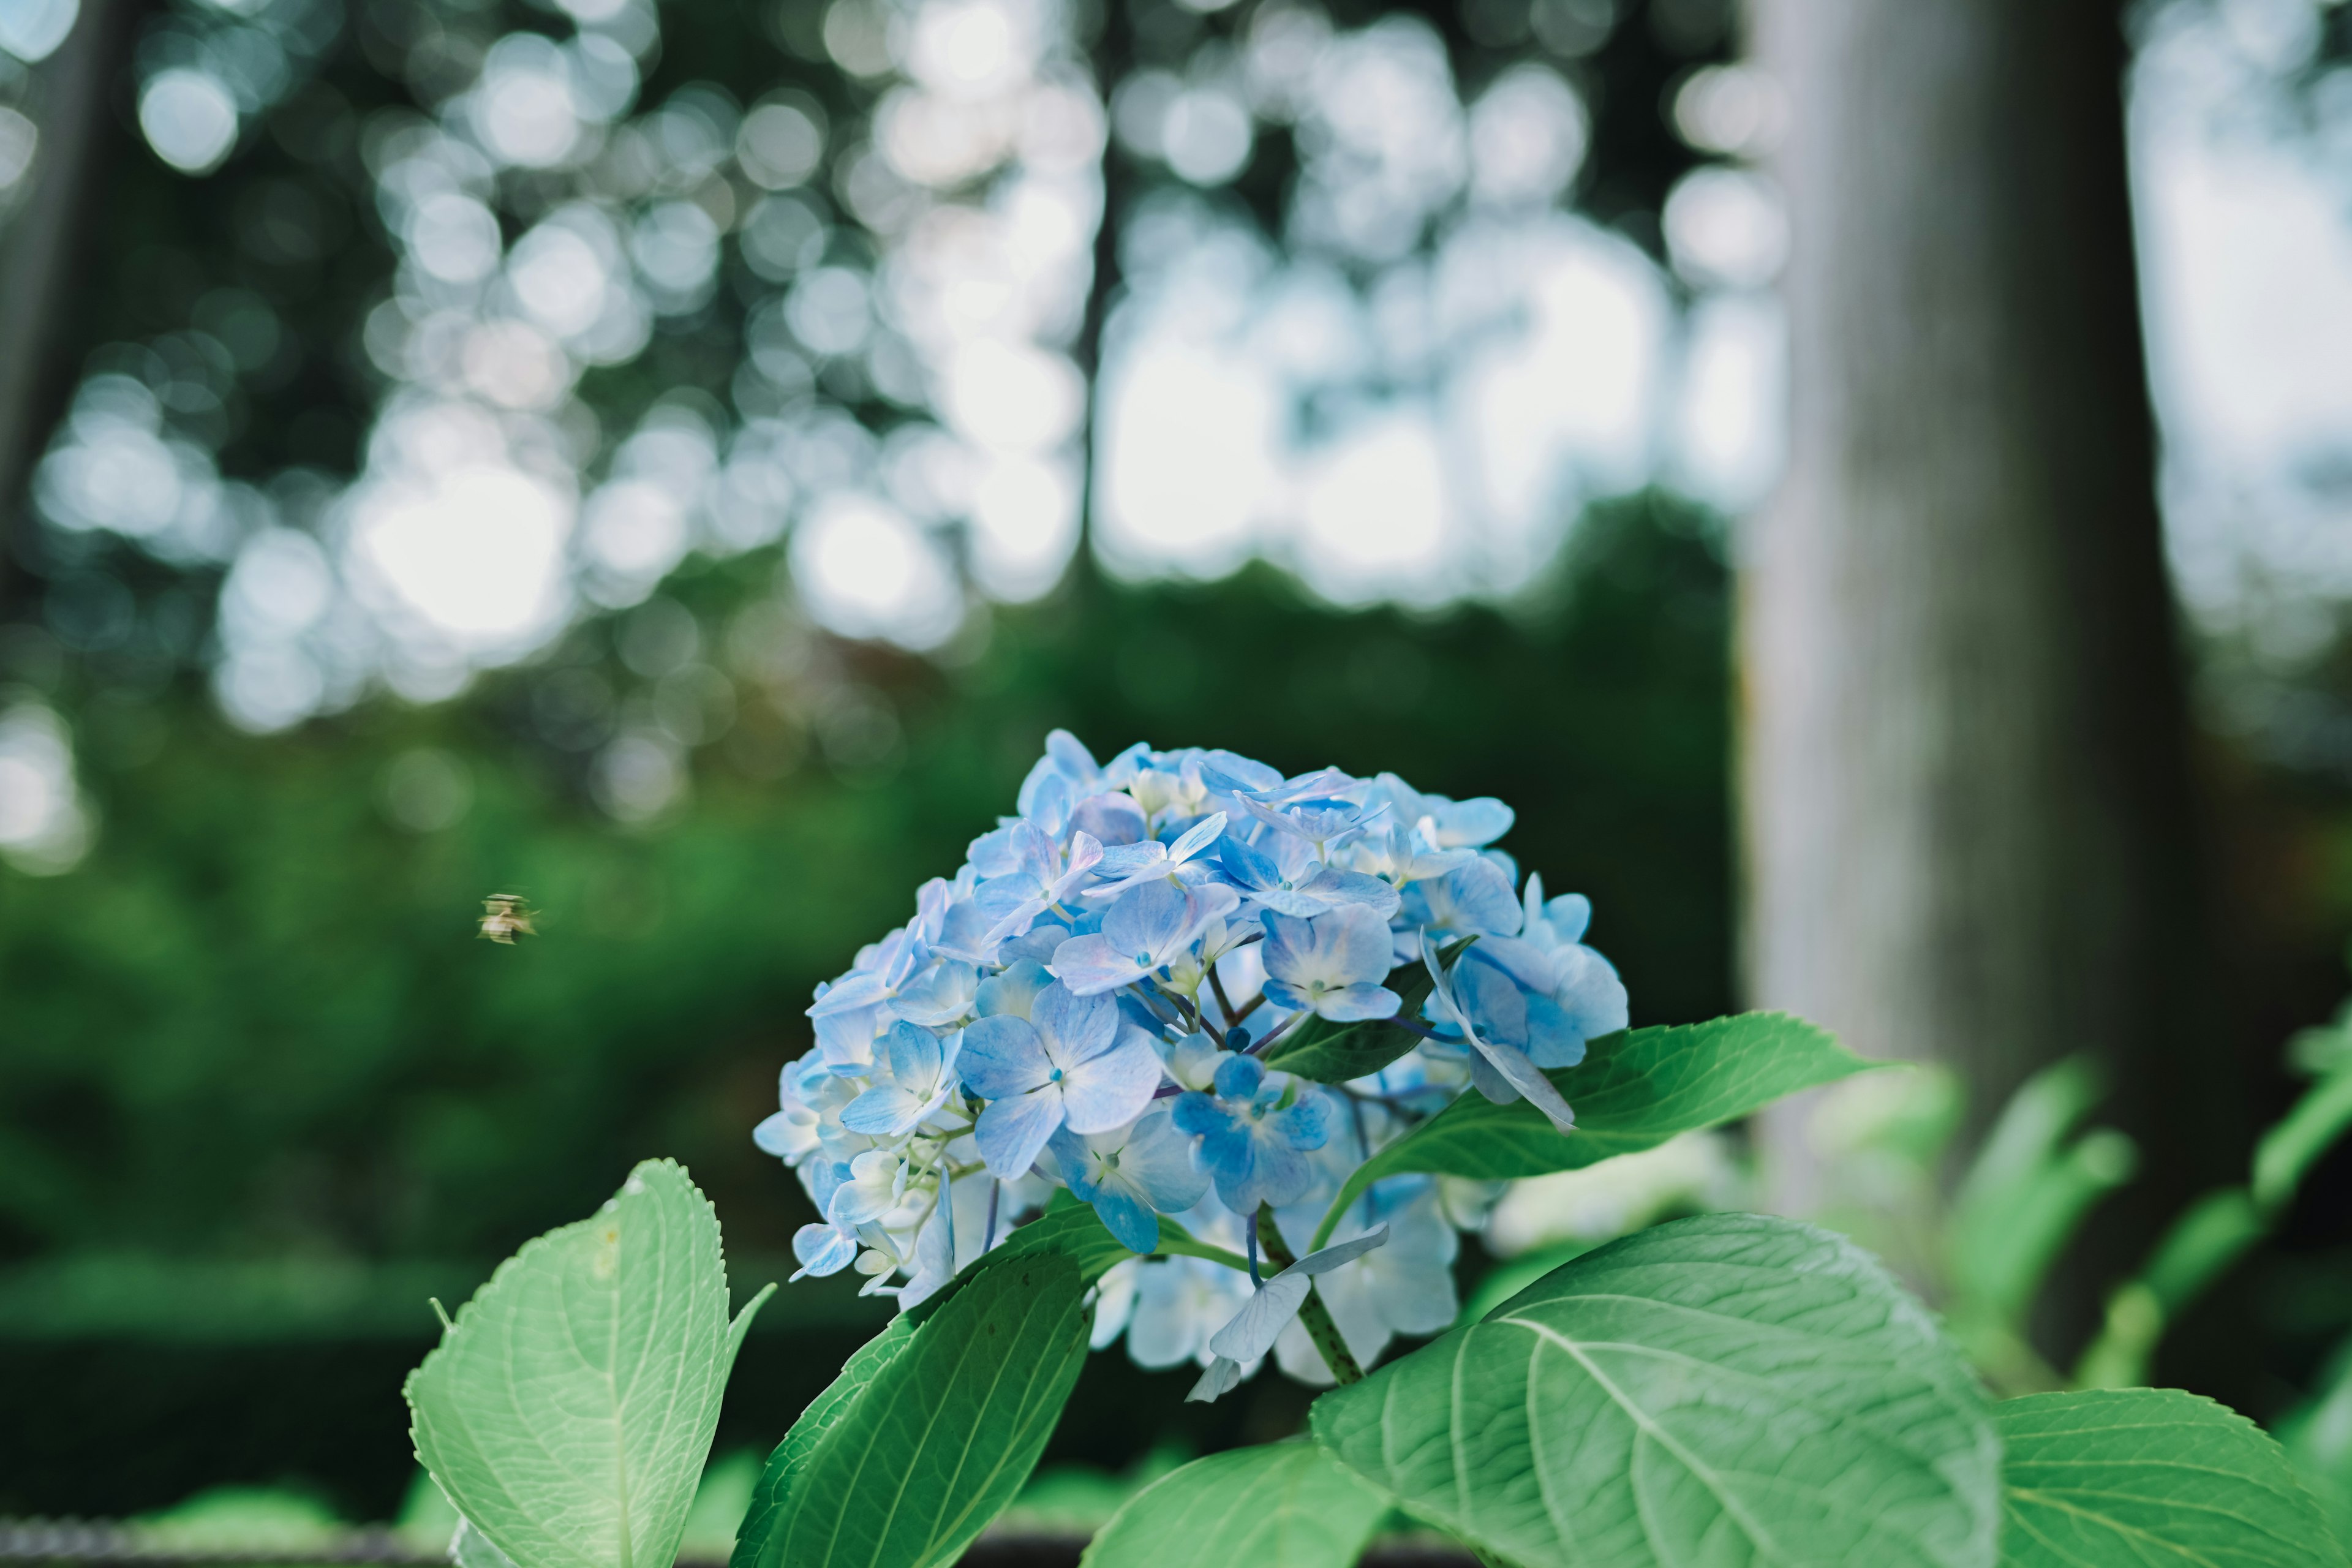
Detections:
1256,1208,1363,1385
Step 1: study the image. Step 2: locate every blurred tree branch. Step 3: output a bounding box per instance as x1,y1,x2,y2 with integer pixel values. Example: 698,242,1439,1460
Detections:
0,0,140,620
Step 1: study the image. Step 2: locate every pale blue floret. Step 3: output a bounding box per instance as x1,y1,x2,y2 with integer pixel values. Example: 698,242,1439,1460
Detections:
1172,1055,1333,1211
976,822,1105,949
959,980,1162,1178
1185,1226,1392,1403
1218,832,1400,921
1051,880,1241,995
792,1220,859,1280
1401,857,1524,937
1259,906,1404,1022
1439,948,1587,1069
840,1022,962,1137
826,1148,908,1226
1365,774,1516,850
974,958,1054,1019
1421,930,1577,1133
889,962,978,1027
1084,811,1229,901
1049,1106,1210,1253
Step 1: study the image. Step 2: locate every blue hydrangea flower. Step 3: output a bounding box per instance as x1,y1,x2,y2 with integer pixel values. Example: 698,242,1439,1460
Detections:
791,1218,859,1280
1515,872,1631,1041
1172,1055,1333,1210
1048,1106,1210,1253
1422,930,1577,1133
1260,906,1404,1022
959,980,1161,1178
840,1022,962,1137
826,1148,909,1226
1186,1226,1390,1403
1275,1181,1459,1384
755,732,1636,1382
1051,880,1241,995
976,822,1106,949
1219,831,1400,920
1084,810,1229,901
1402,858,1525,937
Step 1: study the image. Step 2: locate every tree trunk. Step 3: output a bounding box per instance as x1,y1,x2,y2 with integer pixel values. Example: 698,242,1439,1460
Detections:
1741,1,2224,1223
0,0,137,616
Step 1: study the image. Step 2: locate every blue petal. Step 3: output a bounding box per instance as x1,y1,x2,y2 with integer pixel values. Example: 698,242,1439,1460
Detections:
1170,1090,1235,1140
1047,933,1143,996
792,1223,858,1278
1086,1180,1161,1254
974,1088,1063,1179
1271,1091,1332,1152
958,1014,1049,1098
1059,1031,1163,1134
1216,833,1280,892
1212,1054,1264,1100
1101,880,1189,960
1317,982,1401,1022
1034,980,1121,1064
840,1084,922,1136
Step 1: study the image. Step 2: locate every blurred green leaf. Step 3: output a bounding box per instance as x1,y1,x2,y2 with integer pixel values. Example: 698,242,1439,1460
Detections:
760,1254,1090,1568
1948,1059,2135,1346
1311,1213,1999,1568
2076,1188,2269,1390
1314,1012,1868,1246
1080,1444,1390,1568
405,1159,772,1568
680,1452,761,1559
2255,1068,2352,1212
1996,1388,2339,1567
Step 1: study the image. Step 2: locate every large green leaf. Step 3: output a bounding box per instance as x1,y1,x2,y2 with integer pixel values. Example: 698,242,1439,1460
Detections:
728,1316,916,1568
1997,1388,2342,1567
1080,1443,1391,1568
1311,1213,2000,1568
771,1253,1091,1568
1314,1012,1869,1246
405,1159,774,1568
1259,941,1463,1085
903,1200,1136,1325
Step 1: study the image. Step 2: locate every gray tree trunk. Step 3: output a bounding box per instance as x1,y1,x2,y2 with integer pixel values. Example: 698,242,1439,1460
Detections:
0,0,137,615
1742,1,2224,1219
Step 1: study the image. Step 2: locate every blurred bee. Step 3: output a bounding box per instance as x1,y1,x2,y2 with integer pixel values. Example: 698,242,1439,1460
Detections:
480,894,538,944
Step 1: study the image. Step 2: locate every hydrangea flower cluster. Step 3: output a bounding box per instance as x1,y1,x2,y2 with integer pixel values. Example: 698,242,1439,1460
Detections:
755,733,1628,1393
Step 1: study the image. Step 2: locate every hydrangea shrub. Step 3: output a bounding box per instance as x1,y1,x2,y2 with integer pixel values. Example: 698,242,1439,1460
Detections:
404,737,2342,1568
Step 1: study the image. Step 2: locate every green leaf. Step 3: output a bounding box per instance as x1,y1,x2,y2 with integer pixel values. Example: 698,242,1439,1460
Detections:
904,1199,1136,1325
1996,1387,2341,1567
1080,1443,1392,1568
728,1317,917,1568
2255,1068,2352,1213
773,1253,1092,1568
405,1159,772,1568
1259,941,1464,1084
1311,1213,2000,1568
1314,1012,1871,1248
